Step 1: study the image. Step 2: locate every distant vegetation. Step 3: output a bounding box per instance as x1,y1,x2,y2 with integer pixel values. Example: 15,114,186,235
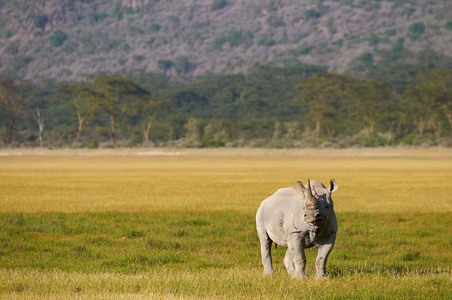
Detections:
0,0,451,81
1,48,452,148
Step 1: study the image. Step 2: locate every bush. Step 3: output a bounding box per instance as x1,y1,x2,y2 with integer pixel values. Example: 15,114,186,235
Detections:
86,140,99,149
305,9,320,20
175,56,191,74
158,60,173,71
152,24,161,32
399,133,417,145
227,30,243,47
407,22,425,41
121,43,131,52
360,52,374,68
14,56,33,69
258,38,275,47
391,38,404,53
212,0,227,11
214,36,226,50
49,30,67,47
34,14,48,29
327,18,336,35
444,21,452,30
366,32,379,46
384,28,396,36
299,46,311,55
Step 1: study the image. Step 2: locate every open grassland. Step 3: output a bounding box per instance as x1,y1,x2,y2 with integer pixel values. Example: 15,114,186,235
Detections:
0,148,451,299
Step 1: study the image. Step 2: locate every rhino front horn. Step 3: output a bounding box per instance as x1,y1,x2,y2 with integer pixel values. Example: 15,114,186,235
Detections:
305,179,318,209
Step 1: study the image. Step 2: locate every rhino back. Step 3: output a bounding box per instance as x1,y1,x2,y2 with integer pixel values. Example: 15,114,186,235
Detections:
257,187,304,246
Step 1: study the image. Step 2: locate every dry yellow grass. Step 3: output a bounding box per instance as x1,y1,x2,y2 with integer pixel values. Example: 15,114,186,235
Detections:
0,148,451,213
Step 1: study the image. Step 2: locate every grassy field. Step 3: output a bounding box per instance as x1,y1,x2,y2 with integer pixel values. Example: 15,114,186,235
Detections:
0,148,451,299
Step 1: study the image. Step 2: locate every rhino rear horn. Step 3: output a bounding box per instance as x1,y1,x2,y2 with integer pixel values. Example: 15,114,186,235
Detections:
305,179,319,209
329,179,338,193
296,181,305,195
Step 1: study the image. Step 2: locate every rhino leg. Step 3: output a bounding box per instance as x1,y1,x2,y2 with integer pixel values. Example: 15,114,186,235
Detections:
287,233,307,278
283,249,295,275
257,230,273,275
315,233,336,278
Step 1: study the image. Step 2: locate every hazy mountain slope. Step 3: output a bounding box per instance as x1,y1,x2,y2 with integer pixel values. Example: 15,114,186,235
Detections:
1,0,451,82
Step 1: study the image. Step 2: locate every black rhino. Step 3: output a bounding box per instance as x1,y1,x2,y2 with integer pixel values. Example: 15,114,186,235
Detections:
256,179,338,278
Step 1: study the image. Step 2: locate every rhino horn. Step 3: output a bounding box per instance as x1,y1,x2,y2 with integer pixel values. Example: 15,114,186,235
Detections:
305,179,319,209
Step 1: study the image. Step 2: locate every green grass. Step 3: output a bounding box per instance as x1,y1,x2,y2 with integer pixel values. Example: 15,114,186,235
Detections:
1,212,450,298
0,148,451,298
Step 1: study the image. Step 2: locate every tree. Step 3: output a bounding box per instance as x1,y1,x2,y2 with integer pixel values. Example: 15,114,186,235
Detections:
0,77,26,144
92,76,149,143
294,73,353,139
403,82,438,136
130,96,171,143
344,80,392,133
56,83,101,142
401,69,452,137
157,60,173,72
37,108,44,147
184,117,201,140
419,69,452,131
174,56,191,75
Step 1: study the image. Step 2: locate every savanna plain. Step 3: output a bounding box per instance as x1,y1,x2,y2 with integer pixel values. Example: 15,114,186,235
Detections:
0,148,451,299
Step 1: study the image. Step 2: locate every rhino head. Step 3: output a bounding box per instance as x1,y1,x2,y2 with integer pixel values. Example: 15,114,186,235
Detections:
296,179,338,229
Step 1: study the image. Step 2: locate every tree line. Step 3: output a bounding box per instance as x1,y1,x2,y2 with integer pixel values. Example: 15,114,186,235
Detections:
1,59,451,148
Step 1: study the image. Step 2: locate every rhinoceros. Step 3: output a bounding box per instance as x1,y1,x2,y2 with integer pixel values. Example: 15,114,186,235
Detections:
256,179,338,278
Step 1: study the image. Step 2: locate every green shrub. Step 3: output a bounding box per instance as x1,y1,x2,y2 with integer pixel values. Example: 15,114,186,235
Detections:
175,56,191,75
299,46,311,55
400,133,417,145
305,9,320,20
227,30,242,47
327,17,336,35
152,24,161,32
114,12,124,21
34,14,48,29
266,15,285,27
332,39,343,47
133,55,145,63
49,30,67,47
158,60,173,71
444,21,452,30
169,16,179,24
407,22,425,41
384,28,396,36
214,36,226,50
366,32,379,46
391,38,404,53
360,52,374,67
121,43,131,52
86,140,99,149
14,56,33,69
212,0,227,11
258,38,275,47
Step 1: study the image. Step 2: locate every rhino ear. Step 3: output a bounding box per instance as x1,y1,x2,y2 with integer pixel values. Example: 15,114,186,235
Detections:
329,179,338,193
295,181,305,196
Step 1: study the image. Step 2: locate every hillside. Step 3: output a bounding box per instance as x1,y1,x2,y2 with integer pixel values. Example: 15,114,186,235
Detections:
1,0,452,82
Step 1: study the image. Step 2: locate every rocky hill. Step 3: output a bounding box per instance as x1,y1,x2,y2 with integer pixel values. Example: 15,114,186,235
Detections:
1,0,452,82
